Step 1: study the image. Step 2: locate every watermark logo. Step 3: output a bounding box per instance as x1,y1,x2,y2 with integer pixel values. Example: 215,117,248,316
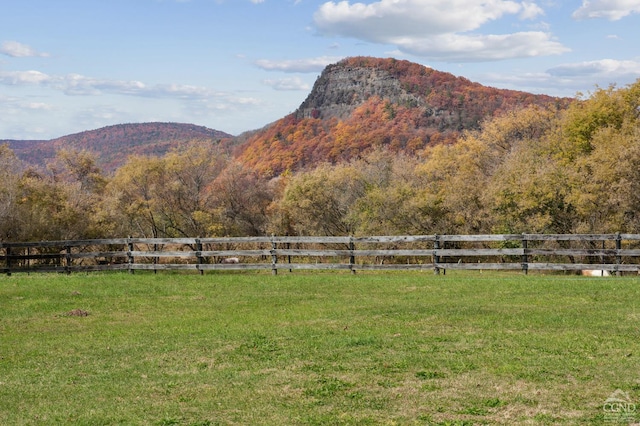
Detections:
603,389,637,424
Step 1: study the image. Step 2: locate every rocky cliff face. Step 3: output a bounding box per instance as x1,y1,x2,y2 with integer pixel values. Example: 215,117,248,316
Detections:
296,62,426,120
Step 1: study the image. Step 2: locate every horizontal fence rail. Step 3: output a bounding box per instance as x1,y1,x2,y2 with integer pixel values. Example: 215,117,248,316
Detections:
1,234,640,276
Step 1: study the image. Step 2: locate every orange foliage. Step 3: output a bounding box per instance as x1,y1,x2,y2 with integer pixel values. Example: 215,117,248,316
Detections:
236,57,572,177
237,98,441,176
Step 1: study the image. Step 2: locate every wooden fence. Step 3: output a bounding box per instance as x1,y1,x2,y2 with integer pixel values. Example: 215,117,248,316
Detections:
2,234,640,276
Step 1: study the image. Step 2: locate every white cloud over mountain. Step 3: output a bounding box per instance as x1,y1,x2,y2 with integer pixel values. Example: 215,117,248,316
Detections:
255,56,342,73
392,31,568,62
313,0,567,61
263,77,311,91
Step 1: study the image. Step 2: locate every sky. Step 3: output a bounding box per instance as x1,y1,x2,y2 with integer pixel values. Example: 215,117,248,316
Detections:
1,0,640,140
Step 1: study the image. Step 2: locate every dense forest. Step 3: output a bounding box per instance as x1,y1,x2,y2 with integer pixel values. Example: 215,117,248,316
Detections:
1,79,638,242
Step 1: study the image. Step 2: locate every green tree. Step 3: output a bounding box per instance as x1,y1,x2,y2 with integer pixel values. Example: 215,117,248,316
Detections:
558,84,631,160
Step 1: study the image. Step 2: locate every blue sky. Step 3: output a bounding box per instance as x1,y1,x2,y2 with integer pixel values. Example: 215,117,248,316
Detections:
1,0,639,140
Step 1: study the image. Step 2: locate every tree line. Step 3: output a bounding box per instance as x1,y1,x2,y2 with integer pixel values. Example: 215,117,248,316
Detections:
1,80,639,242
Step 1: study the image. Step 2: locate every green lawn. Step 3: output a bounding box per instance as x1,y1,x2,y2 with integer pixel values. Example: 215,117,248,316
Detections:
1,271,639,425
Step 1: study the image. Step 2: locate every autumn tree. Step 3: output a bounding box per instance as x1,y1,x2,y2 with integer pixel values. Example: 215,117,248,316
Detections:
48,148,107,193
347,150,437,235
485,140,576,234
210,162,274,236
0,145,23,241
563,80,640,232
105,155,167,237
158,144,227,237
105,143,228,238
418,104,566,234
275,163,367,236
1,149,108,241
274,149,437,236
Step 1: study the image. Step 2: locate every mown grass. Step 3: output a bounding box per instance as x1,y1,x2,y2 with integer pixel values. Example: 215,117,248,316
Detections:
1,271,639,425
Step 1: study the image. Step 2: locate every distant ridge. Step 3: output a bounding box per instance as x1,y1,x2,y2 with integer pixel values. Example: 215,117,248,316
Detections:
3,122,233,172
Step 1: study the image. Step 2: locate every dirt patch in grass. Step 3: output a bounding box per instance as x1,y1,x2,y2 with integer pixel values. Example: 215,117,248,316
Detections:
61,308,90,317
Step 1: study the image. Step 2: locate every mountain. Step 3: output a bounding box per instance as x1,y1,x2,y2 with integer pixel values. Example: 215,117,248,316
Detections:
236,56,572,176
3,57,573,176
3,122,233,172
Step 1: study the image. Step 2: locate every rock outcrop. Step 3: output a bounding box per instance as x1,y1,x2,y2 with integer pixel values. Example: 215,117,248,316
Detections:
296,62,426,121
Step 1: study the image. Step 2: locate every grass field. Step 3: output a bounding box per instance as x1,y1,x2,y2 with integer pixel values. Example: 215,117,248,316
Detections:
1,271,639,425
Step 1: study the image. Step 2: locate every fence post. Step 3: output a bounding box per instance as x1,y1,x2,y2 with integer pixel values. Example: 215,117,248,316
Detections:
521,234,529,275
5,246,11,277
127,237,135,274
615,232,622,277
271,236,278,276
65,245,72,275
433,235,440,275
153,243,158,274
196,237,204,276
349,237,356,274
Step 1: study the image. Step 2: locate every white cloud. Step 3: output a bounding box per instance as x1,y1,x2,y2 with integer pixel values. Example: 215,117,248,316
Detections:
315,0,521,40
0,70,51,85
0,71,242,99
396,31,568,61
573,0,640,20
519,1,544,19
0,69,260,108
0,41,49,58
547,58,640,78
482,59,640,97
24,102,53,111
262,77,311,91
255,56,342,72
72,105,138,132
0,95,58,139
313,0,567,61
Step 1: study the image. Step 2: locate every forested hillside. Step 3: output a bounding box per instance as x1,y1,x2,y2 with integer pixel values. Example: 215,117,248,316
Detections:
236,57,570,176
1,78,639,242
3,122,233,172
2,57,639,241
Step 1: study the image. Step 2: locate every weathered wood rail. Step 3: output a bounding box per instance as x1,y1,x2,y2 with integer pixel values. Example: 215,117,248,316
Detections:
2,234,640,276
